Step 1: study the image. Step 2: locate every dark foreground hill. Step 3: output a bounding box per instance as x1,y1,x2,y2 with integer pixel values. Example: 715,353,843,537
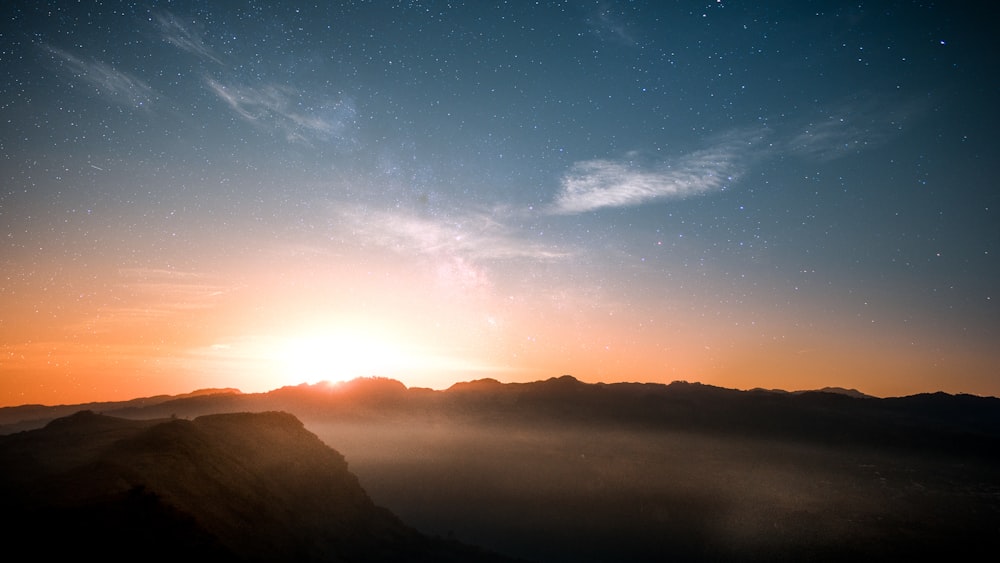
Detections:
0,410,519,563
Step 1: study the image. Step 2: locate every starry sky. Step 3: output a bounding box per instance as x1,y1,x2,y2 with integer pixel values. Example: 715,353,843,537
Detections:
2,1,998,406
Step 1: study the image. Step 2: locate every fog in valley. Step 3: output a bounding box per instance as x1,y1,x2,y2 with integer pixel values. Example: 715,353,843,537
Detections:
308,416,998,562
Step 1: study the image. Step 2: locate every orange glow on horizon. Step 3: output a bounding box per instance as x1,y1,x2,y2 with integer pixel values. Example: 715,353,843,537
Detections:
2,252,999,408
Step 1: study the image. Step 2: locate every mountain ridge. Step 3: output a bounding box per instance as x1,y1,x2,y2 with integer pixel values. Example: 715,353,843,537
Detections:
4,375,992,419
3,375,999,460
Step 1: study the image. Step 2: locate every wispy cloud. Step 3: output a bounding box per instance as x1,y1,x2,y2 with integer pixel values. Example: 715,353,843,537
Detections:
116,267,232,302
153,10,357,146
73,268,233,334
785,97,924,161
42,44,158,109
345,207,569,262
206,78,356,145
550,130,764,214
587,7,638,46
153,11,222,64
548,96,924,215
333,206,570,291
549,95,921,215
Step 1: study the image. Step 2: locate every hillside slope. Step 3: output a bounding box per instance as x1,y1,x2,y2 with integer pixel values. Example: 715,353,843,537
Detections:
0,410,518,562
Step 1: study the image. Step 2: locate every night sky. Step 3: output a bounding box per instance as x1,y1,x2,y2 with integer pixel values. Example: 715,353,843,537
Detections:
2,1,998,406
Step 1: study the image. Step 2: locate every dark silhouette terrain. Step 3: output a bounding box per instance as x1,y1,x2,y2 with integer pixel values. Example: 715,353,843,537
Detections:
3,376,1000,561
0,410,519,562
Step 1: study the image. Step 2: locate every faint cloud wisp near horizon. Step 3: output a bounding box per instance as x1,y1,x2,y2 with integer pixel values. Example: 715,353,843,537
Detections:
331,205,571,292
338,206,570,262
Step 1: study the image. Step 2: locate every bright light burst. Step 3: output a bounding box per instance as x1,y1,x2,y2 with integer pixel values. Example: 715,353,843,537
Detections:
273,328,414,385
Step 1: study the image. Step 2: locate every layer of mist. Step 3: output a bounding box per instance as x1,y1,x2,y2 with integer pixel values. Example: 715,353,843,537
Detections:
311,417,999,562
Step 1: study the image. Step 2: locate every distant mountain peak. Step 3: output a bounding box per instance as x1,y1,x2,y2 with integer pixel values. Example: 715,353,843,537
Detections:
447,378,505,392
182,387,242,397
793,387,875,399
813,386,874,399
553,374,580,383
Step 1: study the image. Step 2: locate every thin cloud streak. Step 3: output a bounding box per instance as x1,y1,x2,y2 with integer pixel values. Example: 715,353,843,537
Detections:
70,268,234,334
152,9,357,146
331,206,571,292
205,78,356,144
551,131,763,214
587,8,638,46
42,44,158,109
341,207,570,262
153,11,223,64
784,96,924,161
550,96,922,215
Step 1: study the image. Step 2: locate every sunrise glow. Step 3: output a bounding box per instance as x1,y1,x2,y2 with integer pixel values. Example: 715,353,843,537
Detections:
269,328,414,385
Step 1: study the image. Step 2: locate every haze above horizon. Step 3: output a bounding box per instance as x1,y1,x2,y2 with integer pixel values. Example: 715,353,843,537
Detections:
2,2,998,407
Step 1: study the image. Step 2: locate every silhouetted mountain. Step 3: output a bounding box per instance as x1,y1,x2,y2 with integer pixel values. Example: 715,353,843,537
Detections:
0,410,522,562
417,376,1000,458
4,376,999,459
807,386,874,399
0,387,243,433
749,386,874,399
